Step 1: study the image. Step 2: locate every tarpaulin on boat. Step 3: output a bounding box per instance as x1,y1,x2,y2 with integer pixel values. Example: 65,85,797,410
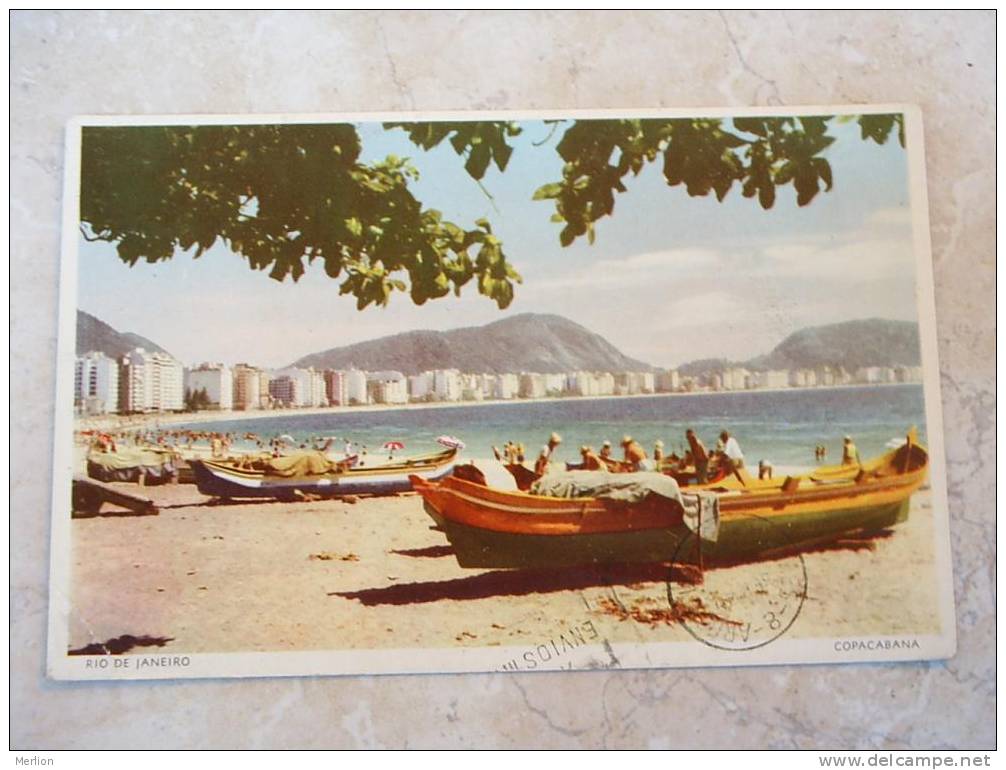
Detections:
87,448,178,484
530,470,720,541
259,451,338,477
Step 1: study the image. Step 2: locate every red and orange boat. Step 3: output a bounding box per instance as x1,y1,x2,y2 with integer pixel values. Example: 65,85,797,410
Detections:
411,432,928,569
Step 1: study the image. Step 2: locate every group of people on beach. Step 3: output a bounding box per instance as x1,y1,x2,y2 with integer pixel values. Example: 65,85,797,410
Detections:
80,427,372,460
815,436,860,466
498,428,748,483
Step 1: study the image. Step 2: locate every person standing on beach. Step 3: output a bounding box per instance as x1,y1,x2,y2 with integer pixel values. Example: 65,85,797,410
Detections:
653,440,665,464
720,430,744,469
534,446,552,476
546,432,562,460
685,429,709,483
842,435,860,466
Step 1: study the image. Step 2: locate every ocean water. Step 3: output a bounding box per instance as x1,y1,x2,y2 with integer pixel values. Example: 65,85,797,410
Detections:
172,384,928,468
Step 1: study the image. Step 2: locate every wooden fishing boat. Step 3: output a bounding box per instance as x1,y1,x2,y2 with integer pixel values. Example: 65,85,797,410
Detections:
411,433,928,569
86,446,180,485
190,445,461,500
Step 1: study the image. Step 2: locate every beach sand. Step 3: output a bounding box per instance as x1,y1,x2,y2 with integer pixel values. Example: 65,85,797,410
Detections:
65,471,942,660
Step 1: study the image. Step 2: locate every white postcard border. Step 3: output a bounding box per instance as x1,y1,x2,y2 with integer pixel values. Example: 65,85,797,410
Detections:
47,104,956,681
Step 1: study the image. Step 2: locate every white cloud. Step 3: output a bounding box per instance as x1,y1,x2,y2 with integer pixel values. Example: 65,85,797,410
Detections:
760,236,914,282
527,247,721,293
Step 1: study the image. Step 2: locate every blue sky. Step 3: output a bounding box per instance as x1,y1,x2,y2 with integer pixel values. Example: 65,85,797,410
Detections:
77,116,916,369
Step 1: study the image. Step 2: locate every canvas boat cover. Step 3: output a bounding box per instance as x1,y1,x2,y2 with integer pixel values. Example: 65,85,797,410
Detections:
530,470,720,541
258,451,339,477
87,448,177,483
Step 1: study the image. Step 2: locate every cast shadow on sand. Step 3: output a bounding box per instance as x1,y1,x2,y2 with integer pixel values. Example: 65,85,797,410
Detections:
332,562,697,607
68,634,174,655
71,507,158,519
389,545,455,558
334,530,894,607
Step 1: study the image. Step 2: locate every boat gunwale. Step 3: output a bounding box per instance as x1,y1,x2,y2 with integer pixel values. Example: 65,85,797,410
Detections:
196,447,459,481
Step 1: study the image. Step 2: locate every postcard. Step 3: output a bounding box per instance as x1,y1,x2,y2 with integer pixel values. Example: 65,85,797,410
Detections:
47,106,955,680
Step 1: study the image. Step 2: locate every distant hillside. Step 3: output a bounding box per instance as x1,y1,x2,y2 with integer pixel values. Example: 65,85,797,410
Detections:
291,313,654,375
76,310,169,358
678,318,920,375
677,357,733,377
748,319,920,371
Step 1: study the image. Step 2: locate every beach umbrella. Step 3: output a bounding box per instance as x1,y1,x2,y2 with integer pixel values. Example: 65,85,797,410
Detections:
436,435,466,450
383,441,405,451
278,434,295,442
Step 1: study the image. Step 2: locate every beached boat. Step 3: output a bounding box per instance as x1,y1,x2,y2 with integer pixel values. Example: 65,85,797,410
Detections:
190,444,462,500
86,447,180,485
412,434,928,569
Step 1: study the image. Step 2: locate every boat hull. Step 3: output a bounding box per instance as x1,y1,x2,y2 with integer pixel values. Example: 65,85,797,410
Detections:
424,495,910,569
191,449,459,500
413,440,926,569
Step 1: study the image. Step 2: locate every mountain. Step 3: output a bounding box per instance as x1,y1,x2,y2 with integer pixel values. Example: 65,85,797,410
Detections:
679,318,920,374
291,313,654,375
677,357,733,377
76,310,170,358
749,318,920,371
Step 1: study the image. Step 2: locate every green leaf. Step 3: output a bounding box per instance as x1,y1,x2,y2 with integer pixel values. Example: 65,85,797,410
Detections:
758,182,775,209
533,182,563,200
464,143,492,180
345,217,363,237
813,158,833,190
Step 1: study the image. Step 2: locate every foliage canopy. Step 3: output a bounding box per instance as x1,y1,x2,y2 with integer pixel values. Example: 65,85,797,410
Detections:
80,114,903,310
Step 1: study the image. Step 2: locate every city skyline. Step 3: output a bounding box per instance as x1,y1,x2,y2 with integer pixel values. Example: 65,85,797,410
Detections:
75,343,924,418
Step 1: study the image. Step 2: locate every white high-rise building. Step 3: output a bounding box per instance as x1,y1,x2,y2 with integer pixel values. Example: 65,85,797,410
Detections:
308,368,327,407
367,371,408,404
74,351,120,414
543,373,566,395
571,371,598,397
345,368,368,405
184,363,233,410
408,371,433,401
519,372,546,399
753,370,789,389
494,373,519,400
855,367,884,384
325,370,348,406
596,372,615,395
433,369,462,402
121,348,184,412
722,367,751,391
656,370,680,392
270,367,327,407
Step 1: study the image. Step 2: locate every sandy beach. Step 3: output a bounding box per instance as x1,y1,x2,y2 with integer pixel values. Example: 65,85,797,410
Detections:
66,474,940,657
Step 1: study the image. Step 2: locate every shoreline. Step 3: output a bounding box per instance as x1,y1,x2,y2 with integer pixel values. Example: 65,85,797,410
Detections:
74,382,922,432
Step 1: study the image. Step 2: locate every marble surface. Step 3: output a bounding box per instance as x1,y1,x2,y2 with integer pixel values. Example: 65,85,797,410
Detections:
11,11,994,748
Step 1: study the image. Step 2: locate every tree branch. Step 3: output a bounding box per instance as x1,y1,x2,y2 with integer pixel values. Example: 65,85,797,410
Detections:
79,224,106,242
